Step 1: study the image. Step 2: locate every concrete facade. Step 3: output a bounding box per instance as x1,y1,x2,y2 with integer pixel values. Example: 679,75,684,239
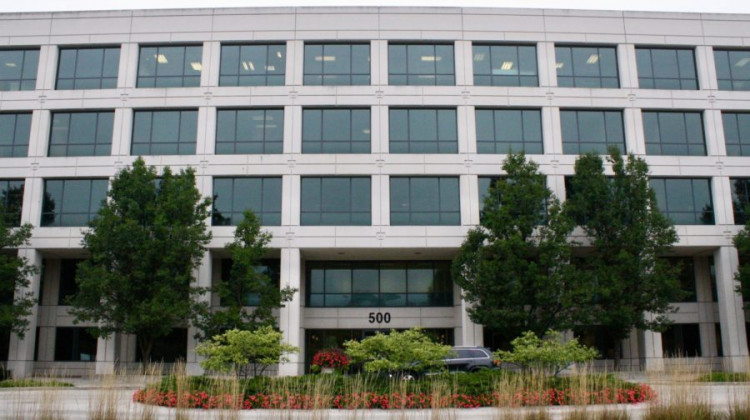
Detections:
0,6,748,377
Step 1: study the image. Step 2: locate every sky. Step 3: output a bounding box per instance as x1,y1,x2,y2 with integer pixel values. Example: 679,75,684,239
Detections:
1,0,749,14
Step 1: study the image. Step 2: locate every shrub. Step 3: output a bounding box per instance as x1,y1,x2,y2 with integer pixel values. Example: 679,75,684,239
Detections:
311,348,349,373
495,330,598,376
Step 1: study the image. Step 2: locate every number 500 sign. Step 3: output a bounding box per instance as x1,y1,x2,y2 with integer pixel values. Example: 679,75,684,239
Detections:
368,312,391,324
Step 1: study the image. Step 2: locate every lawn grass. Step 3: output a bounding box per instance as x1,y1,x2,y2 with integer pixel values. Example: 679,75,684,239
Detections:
697,372,750,383
0,378,74,388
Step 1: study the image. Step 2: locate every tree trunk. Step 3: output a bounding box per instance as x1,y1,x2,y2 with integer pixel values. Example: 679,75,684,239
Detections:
138,336,154,368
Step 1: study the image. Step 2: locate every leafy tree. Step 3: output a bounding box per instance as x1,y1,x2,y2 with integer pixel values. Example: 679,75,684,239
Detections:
195,326,298,378
495,330,598,377
565,147,681,364
452,153,587,341
194,211,296,340
734,205,750,306
0,205,37,338
343,328,453,376
68,157,212,363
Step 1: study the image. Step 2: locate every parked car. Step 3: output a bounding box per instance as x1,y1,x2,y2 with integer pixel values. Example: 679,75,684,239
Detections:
442,346,496,372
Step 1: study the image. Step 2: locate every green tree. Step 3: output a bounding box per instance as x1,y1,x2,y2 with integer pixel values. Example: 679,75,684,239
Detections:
452,153,587,341
0,205,37,338
733,204,750,306
196,326,298,378
565,147,681,364
344,328,453,376
495,330,598,377
68,157,212,363
194,211,296,340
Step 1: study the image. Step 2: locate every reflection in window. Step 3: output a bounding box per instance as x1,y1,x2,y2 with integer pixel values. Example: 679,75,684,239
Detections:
561,110,625,154
390,177,460,226
476,109,542,154
389,43,455,86
0,49,38,91
0,113,31,157
131,110,198,156
714,49,750,91
555,46,619,88
650,178,714,225
212,177,282,226
41,179,108,227
301,177,371,226
56,47,120,90
636,47,697,90
389,108,457,153
58,259,83,305
216,109,283,154
0,179,24,227
722,112,750,156
302,108,370,153
304,43,370,85
54,327,97,361
219,44,285,86
49,112,114,157
643,111,705,156
220,259,280,306
473,44,538,87
731,178,750,225
664,257,696,302
307,261,453,307
137,45,202,88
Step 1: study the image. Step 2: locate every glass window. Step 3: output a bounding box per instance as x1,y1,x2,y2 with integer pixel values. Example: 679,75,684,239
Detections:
0,179,24,227
0,113,31,157
302,108,370,153
304,43,370,85
301,177,371,226
0,49,39,91
731,178,750,225
473,44,538,87
662,323,701,357
390,177,460,226
219,44,285,86
663,257,697,303
58,259,83,305
56,47,120,90
476,109,542,154
555,45,619,88
307,261,452,308
388,43,455,86
135,328,187,363
49,111,114,157
212,177,281,226
643,111,705,156
54,327,97,361
131,110,197,155
714,49,750,91
722,112,750,156
216,109,283,154
636,47,698,90
41,179,108,227
561,110,625,154
389,108,457,153
650,178,714,225
137,45,202,88
220,259,280,306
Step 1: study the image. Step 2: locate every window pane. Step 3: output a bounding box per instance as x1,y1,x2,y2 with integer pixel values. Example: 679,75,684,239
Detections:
555,46,619,88
390,177,460,226
212,177,282,226
637,47,697,90
137,45,202,88
41,179,107,227
132,110,197,155
389,43,455,86
220,44,286,86
643,111,705,156
300,177,371,226
390,108,457,153
0,49,39,91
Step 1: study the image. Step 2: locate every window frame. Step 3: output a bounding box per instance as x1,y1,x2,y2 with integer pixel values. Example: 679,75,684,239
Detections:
0,112,32,158
302,107,371,154
0,179,24,227
642,110,706,156
303,42,371,86
41,178,108,227
713,48,750,91
48,110,114,157
730,177,750,225
636,46,698,90
0,48,39,91
388,42,456,86
218,43,286,87
211,177,282,226
136,44,203,88
55,45,120,90
560,109,626,155
472,43,538,87
722,112,750,156
650,177,714,225
475,108,543,154
389,176,461,226
131,109,198,156
389,108,458,154
215,108,284,154
300,176,372,226
555,44,620,88
54,327,98,362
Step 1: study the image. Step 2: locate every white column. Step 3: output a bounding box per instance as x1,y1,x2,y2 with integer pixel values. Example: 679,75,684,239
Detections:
624,108,646,156
373,105,388,154
7,249,43,378
287,40,303,86
36,45,57,90
28,110,50,159
712,177,734,226
119,43,139,88
459,299,483,347
543,107,562,155
195,106,213,156
713,246,749,372
278,247,302,376
537,42,556,88
639,327,664,371
705,110,727,157
202,41,220,88
466,175,479,226
618,44,639,89
696,46,718,91
186,253,212,376
455,40,471,86
372,40,388,86
95,336,118,375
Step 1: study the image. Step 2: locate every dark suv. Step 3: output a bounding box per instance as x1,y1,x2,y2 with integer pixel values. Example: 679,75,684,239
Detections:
443,346,495,372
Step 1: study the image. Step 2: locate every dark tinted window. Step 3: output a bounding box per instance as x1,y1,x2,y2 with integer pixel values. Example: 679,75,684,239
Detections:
301,177,371,226
0,179,24,227
643,111,705,156
664,257,696,302
49,111,114,157
389,43,455,86
389,108,457,153
304,43,370,85
219,44,285,86
220,259,281,306
555,45,619,88
473,44,538,87
54,327,97,361
135,328,187,363
636,47,697,90
131,110,197,155
714,49,750,91
212,177,282,226
722,112,750,156
475,109,542,154
662,323,701,357
137,45,202,88
650,178,714,225
731,178,750,225
58,259,83,305
561,110,625,154
0,49,38,91
41,179,108,227
390,177,460,226
56,47,120,90
302,108,370,153
216,109,283,154
0,113,31,157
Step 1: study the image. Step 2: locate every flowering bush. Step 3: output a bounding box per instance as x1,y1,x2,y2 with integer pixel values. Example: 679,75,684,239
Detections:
311,348,350,371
